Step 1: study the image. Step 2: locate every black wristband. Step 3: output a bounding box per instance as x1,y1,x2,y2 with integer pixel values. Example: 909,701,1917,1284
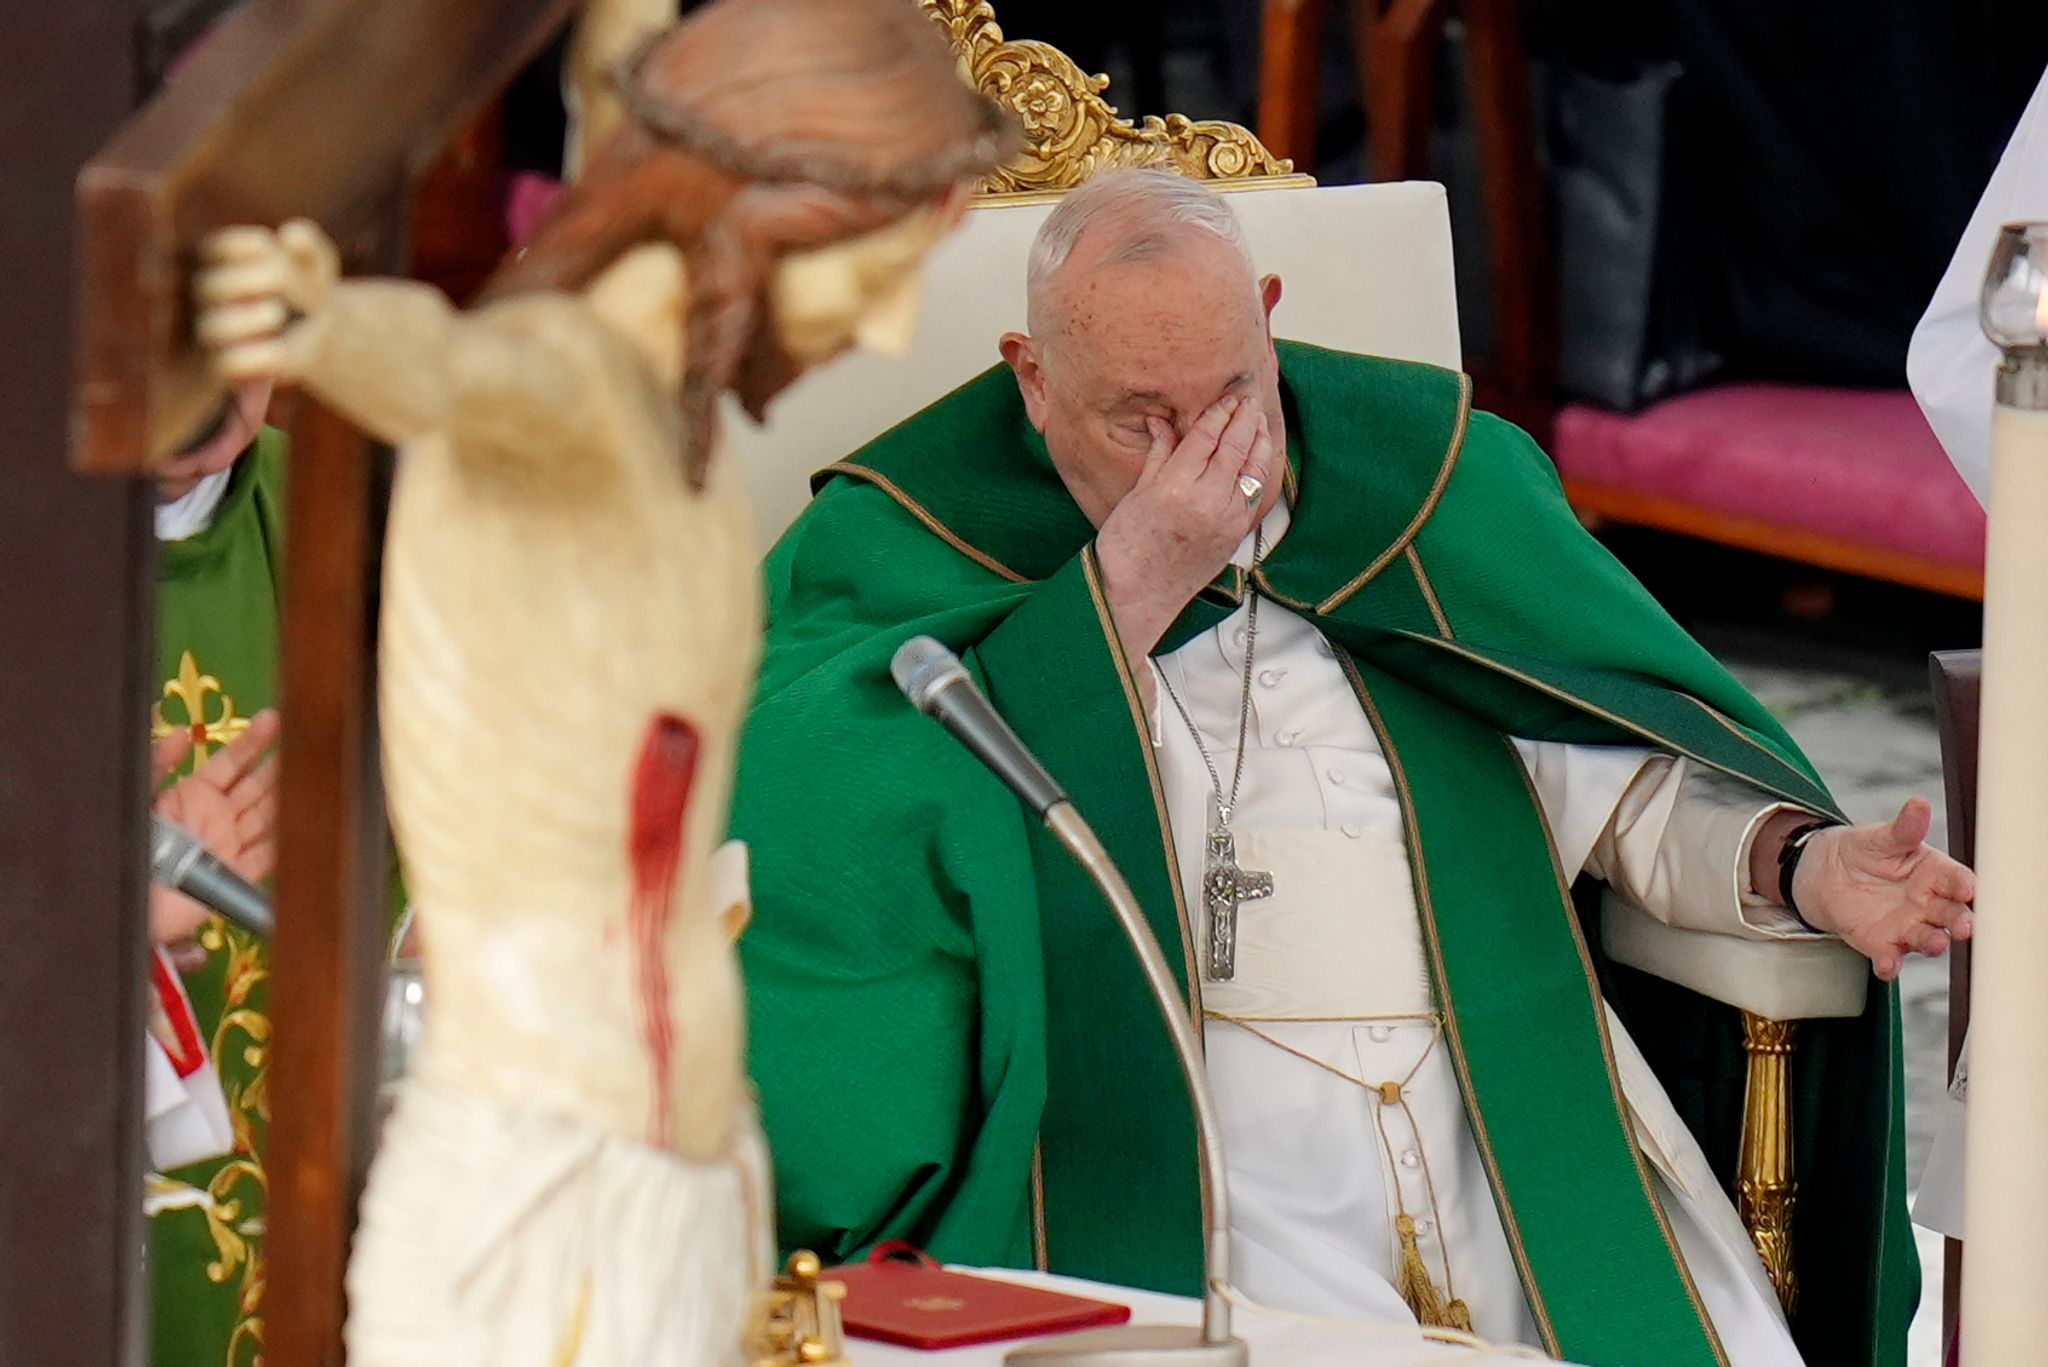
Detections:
1776,819,1841,931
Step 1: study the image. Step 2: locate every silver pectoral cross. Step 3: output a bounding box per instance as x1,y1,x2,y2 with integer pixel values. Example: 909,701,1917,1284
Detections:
1203,796,1273,981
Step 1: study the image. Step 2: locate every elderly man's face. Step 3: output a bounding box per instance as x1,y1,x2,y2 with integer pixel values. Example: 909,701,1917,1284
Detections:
1002,230,1285,527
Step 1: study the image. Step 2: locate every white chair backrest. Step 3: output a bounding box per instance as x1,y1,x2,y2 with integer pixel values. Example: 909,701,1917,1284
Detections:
724,180,1463,547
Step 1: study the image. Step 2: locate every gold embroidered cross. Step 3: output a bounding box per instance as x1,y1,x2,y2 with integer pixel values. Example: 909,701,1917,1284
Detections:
152,650,252,763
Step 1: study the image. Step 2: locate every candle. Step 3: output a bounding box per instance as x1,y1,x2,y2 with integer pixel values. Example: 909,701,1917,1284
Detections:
1962,222,2048,1367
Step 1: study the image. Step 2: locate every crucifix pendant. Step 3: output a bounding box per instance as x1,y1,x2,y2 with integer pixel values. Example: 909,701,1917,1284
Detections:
1203,795,1274,981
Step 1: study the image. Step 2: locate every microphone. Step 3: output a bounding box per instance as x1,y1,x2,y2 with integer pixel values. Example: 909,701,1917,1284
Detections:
891,634,1246,1366
150,814,275,937
890,637,1070,820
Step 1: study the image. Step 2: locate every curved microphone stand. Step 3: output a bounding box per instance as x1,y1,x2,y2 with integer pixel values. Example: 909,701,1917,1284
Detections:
1001,802,1248,1367
892,634,1248,1365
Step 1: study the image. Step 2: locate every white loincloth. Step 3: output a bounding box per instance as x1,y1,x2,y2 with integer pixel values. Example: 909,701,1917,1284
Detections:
347,1073,772,1367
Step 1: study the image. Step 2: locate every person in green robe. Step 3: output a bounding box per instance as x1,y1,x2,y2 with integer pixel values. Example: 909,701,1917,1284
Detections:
732,170,1973,1365
146,380,286,1367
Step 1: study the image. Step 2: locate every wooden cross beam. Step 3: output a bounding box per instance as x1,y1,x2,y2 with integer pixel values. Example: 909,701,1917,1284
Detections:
75,0,579,470
71,3,577,1363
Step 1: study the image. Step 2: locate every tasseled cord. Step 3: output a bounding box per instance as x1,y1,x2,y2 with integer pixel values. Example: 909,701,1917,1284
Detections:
1395,1214,1473,1333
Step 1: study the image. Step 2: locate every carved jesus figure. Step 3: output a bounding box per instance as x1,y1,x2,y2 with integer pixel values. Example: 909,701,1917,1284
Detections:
192,2,1010,1362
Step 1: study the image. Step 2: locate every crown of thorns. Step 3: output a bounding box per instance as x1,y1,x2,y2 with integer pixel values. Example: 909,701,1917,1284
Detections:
612,33,1014,201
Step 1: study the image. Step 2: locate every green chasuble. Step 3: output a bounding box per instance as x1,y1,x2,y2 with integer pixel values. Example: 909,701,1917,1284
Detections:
733,343,1917,1367
149,431,287,1367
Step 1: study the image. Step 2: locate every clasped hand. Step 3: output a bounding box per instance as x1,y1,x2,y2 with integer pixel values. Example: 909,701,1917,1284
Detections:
194,220,341,384
1095,394,1279,658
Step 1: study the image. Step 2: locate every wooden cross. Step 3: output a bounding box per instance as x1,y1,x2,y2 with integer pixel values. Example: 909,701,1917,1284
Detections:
68,2,578,1362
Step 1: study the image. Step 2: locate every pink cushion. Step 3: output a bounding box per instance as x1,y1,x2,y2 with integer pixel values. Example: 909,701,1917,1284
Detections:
506,172,566,249
1553,384,1986,571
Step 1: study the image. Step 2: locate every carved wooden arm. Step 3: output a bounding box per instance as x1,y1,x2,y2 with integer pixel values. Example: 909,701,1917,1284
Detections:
295,278,621,477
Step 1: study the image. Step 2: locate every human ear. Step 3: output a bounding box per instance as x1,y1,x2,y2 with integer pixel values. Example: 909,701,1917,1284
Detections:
1000,331,1051,432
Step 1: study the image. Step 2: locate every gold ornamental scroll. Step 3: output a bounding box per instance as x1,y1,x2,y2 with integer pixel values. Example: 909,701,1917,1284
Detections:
916,0,1311,203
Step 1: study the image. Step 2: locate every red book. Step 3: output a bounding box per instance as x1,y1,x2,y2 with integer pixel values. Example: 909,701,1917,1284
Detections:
829,1244,1132,1351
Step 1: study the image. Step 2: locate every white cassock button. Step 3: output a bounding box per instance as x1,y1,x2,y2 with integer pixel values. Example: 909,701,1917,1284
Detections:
1368,1023,1391,1042
1233,627,1248,648
1258,667,1288,688
1416,1219,1434,1237
1400,1149,1421,1169
1342,823,1364,840
1327,769,1347,785
1277,728,1304,747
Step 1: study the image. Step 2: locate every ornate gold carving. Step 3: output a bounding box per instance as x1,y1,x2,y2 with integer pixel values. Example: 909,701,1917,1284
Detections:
1737,1013,1798,1315
188,918,272,1366
917,0,1308,200
747,1251,852,1367
153,649,254,761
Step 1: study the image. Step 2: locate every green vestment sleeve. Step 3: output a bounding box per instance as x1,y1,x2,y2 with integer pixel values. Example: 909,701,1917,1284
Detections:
739,479,1073,1267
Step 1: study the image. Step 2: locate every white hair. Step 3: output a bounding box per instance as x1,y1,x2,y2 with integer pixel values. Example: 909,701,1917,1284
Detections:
1024,168,1256,337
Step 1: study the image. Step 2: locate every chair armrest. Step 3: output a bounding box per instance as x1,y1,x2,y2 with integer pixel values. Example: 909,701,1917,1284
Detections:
1599,890,1868,1020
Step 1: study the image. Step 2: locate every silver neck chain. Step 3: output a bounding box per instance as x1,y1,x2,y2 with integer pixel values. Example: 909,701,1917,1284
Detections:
1157,531,1263,828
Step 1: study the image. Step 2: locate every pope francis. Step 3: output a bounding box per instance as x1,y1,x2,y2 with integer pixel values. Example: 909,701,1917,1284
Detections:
734,169,1972,1367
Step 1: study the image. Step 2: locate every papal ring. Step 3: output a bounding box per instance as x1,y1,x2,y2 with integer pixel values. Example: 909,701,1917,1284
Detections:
1238,474,1264,508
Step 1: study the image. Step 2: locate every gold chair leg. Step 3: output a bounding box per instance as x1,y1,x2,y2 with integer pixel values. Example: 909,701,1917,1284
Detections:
1738,1013,1799,1316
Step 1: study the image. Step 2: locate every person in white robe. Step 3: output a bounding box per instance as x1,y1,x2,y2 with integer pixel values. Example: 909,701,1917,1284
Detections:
1909,63,2048,503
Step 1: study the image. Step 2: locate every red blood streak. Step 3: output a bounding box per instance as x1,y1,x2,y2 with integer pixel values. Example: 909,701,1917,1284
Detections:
629,713,699,1148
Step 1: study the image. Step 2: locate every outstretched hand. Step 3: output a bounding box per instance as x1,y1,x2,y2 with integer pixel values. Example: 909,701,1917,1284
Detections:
1787,798,1975,982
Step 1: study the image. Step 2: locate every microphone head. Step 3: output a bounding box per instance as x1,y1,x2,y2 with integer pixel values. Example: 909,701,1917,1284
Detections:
891,635,968,714
150,812,198,874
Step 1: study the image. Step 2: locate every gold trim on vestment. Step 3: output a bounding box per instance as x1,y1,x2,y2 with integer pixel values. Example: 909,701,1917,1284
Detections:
1314,373,1473,616
1405,544,1454,639
1503,740,1734,1367
1079,546,1218,1250
1249,568,1314,614
1079,547,1203,1012
1339,655,1561,1358
1680,695,1820,803
1417,637,1828,816
1031,1141,1050,1271
818,463,1029,583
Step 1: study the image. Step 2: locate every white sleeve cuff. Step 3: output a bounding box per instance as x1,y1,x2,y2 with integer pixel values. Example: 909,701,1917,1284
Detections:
1733,802,1828,939
144,1037,234,1172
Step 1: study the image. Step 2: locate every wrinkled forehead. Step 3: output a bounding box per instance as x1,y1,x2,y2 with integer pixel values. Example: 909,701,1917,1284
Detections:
1048,244,1267,404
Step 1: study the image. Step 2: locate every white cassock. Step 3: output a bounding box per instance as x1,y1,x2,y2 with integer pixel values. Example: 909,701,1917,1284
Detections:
1149,503,1811,1364
144,946,235,1174
1908,62,2048,503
